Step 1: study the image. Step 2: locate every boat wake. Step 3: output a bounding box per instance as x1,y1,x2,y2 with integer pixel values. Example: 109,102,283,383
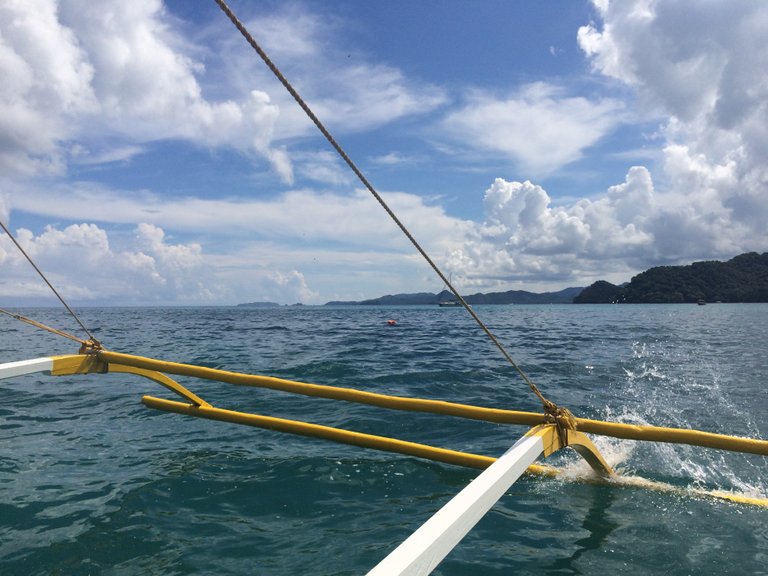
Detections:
531,335,767,508
536,427,768,508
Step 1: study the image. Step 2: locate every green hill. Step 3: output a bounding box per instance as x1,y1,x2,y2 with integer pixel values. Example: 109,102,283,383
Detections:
574,252,768,304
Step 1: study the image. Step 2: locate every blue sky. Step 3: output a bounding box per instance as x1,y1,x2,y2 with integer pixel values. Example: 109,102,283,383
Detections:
1,0,766,305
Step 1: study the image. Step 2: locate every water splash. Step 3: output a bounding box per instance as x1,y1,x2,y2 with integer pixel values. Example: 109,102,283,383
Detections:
542,330,768,505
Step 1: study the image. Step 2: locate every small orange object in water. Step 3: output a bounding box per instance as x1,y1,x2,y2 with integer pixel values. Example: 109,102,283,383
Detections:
386,319,397,326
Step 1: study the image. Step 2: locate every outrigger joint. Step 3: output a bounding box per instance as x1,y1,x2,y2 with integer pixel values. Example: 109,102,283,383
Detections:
530,423,613,478
79,338,103,355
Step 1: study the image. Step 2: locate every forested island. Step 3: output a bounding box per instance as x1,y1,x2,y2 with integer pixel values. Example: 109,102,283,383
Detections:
574,252,768,304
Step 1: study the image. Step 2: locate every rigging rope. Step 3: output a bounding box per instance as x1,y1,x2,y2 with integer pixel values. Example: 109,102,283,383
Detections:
0,218,100,348
0,308,87,345
212,0,561,416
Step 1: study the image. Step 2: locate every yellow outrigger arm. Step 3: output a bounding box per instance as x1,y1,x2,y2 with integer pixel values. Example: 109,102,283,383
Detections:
1,353,766,505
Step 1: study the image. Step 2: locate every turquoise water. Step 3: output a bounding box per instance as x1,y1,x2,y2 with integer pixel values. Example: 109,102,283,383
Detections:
1,304,766,575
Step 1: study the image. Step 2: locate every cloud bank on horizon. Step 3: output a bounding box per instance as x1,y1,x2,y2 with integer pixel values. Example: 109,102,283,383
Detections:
1,0,766,305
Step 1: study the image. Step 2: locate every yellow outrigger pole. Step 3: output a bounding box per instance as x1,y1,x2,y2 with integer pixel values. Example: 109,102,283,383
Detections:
98,350,768,458
2,352,765,498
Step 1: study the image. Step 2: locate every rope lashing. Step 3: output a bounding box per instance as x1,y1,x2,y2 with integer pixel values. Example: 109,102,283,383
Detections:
547,405,578,448
0,308,85,345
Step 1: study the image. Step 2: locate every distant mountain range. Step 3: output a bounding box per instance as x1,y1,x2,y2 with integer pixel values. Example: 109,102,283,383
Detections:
238,252,768,307
325,287,583,306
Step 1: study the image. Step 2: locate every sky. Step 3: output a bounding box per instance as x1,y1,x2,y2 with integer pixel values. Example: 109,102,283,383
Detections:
1,0,766,306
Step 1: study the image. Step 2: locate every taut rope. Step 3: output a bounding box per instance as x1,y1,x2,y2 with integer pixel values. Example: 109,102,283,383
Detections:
212,0,564,420
0,218,100,349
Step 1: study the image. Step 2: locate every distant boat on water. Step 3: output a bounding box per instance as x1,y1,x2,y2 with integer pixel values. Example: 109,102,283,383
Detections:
437,275,463,307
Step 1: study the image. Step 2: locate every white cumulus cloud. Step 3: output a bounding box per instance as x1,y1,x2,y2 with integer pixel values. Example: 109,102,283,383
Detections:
446,0,768,290
0,1,448,187
266,270,318,304
0,221,213,303
577,0,768,259
440,83,624,176
0,0,290,182
0,0,95,176
449,171,653,287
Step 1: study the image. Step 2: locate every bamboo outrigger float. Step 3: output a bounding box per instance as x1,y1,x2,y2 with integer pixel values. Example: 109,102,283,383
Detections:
1,2,766,574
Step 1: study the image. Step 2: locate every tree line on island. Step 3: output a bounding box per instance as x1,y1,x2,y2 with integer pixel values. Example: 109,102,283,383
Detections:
237,252,768,307
574,252,768,304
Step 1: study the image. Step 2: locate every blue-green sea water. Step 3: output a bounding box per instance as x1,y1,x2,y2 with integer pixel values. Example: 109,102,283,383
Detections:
1,304,766,575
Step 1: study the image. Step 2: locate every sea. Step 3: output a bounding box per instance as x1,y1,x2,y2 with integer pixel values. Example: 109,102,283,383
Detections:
0,304,766,575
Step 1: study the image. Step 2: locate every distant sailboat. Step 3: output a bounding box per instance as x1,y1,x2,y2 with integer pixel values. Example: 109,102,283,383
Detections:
437,275,462,307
